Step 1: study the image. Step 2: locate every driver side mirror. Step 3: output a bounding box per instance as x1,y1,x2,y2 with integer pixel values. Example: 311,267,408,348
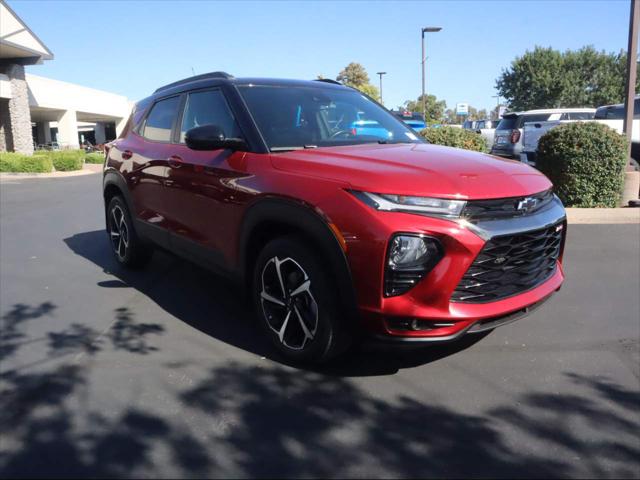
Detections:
185,124,247,151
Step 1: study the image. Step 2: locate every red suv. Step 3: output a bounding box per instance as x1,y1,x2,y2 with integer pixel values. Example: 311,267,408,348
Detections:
103,72,566,363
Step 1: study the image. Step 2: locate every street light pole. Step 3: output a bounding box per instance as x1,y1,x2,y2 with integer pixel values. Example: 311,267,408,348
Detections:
376,71,387,105
623,0,640,205
623,0,639,156
421,27,442,123
492,94,500,120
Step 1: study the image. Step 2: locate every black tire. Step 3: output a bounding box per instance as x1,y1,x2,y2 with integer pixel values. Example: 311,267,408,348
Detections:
252,236,351,363
106,196,152,268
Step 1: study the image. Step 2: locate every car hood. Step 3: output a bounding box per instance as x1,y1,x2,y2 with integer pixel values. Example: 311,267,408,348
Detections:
270,143,551,200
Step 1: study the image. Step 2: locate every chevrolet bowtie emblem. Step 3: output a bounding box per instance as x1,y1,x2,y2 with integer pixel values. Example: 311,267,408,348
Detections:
517,197,538,213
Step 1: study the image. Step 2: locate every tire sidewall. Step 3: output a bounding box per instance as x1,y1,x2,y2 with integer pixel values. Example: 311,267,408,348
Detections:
107,196,136,266
252,236,341,363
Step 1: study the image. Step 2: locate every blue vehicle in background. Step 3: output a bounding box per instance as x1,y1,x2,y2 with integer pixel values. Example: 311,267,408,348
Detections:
350,119,392,139
393,110,426,131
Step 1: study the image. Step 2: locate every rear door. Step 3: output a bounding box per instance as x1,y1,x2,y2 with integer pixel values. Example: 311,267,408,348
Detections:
116,95,182,248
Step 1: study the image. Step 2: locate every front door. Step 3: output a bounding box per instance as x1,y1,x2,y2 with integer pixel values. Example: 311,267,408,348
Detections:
162,89,248,269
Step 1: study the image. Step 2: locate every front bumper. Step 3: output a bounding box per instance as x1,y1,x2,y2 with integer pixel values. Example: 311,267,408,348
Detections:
356,195,567,342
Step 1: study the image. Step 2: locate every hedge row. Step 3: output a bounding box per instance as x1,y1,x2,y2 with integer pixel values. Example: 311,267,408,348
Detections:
0,152,53,173
48,150,85,171
0,149,91,173
419,126,487,152
85,152,105,164
537,122,627,208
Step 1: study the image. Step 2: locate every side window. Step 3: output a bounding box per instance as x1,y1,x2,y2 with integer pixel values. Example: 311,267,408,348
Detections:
142,96,180,142
568,111,595,120
180,90,241,142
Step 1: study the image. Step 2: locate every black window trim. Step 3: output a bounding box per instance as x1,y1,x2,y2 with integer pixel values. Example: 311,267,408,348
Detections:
139,93,184,145
175,86,245,145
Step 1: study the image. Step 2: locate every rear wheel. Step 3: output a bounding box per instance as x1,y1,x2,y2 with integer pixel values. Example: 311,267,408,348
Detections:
253,236,351,363
106,196,152,268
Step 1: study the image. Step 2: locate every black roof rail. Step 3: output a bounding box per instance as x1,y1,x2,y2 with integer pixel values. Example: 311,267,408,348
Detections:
314,78,342,85
154,71,234,93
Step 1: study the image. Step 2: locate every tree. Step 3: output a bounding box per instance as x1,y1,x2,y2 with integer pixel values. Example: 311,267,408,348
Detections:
496,45,640,110
356,83,380,101
336,62,370,87
336,62,380,101
403,94,447,122
443,109,458,124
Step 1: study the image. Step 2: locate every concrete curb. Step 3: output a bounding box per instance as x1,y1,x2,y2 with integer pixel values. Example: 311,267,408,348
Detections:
566,208,640,224
0,163,101,180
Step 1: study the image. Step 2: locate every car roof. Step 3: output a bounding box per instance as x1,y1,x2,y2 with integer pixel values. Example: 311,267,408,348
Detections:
503,107,596,117
147,72,349,100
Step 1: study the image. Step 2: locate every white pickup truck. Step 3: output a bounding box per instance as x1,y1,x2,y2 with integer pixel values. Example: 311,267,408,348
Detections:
520,100,640,166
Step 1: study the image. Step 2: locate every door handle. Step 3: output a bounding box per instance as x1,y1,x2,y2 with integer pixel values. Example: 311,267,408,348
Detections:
167,155,183,169
121,150,133,160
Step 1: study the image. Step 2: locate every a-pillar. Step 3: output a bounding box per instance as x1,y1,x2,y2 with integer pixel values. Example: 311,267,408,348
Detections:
115,116,128,138
57,110,79,149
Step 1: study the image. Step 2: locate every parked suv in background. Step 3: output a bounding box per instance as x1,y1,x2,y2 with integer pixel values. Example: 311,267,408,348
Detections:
474,119,500,146
103,72,567,363
491,108,595,159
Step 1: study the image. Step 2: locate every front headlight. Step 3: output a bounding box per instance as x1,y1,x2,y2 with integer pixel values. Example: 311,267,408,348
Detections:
356,191,466,217
385,234,443,296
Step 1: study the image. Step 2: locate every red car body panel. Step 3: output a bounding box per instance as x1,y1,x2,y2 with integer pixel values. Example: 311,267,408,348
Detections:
105,78,566,344
270,143,552,199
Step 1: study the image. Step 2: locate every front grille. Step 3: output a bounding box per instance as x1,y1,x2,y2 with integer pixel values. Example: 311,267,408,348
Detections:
451,221,565,303
462,189,554,220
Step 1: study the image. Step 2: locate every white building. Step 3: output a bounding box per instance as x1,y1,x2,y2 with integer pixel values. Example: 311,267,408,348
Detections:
0,0,132,154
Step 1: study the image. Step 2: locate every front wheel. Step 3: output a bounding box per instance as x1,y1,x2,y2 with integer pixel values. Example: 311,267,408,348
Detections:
253,236,351,363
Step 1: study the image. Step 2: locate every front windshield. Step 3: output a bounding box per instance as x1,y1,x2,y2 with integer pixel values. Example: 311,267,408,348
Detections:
238,85,423,151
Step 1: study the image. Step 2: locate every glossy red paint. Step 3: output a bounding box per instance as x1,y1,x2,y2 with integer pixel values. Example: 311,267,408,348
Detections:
106,132,564,341
104,76,566,348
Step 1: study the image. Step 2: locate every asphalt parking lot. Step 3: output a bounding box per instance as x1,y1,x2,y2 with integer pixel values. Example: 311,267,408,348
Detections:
0,173,639,479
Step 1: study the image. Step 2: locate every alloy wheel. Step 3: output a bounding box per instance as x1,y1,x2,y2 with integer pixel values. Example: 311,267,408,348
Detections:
260,256,319,350
109,204,129,261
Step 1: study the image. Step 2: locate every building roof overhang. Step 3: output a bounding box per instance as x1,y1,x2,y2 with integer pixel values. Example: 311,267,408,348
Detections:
0,0,53,65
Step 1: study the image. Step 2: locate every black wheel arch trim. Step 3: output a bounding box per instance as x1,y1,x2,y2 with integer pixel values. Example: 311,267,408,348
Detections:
239,197,359,328
103,169,135,229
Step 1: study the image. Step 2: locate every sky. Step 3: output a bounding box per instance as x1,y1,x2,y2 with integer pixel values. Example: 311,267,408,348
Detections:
9,0,634,112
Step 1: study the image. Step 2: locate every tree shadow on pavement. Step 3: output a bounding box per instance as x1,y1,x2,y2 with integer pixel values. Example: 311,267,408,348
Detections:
0,302,210,478
1,302,638,478
63,230,489,376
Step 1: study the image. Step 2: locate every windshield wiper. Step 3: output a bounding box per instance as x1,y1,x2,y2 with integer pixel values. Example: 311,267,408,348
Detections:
270,145,317,152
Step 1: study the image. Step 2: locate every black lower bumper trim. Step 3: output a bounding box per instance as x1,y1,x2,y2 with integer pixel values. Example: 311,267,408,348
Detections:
370,291,556,345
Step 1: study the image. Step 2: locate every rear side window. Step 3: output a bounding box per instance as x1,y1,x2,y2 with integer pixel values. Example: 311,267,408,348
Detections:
143,96,181,142
517,114,551,128
179,90,241,142
567,111,595,120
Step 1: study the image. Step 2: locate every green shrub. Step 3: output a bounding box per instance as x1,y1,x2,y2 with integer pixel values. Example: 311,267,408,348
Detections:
537,122,627,207
0,152,53,173
48,150,85,171
419,126,487,152
85,152,105,164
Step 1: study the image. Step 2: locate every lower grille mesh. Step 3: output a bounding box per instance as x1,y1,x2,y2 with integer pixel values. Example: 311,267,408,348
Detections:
451,221,565,303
